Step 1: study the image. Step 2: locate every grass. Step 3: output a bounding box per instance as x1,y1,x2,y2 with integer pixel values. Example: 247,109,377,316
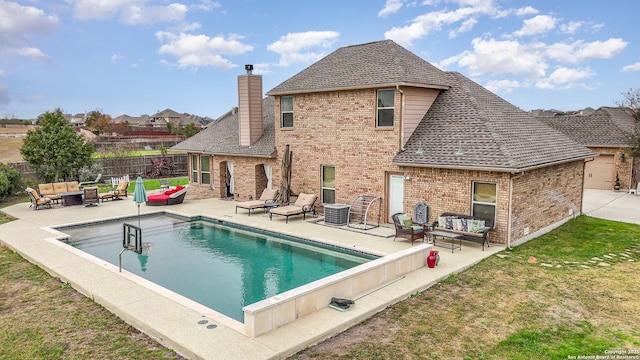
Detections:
0,205,638,358
293,215,640,359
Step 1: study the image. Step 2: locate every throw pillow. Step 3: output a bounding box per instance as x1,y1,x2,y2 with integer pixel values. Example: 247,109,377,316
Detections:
469,219,480,233
475,220,486,233
438,216,446,228
397,214,410,226
445,217,455,230
461,218,468,232
453,219,463,231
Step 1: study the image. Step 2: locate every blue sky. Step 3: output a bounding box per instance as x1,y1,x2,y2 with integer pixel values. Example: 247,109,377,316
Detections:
1,0,639,119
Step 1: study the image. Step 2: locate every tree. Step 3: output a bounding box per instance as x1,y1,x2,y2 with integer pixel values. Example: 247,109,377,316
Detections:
20,109,94,182
85,110,113,135
183,123,199,138
619,88,640,157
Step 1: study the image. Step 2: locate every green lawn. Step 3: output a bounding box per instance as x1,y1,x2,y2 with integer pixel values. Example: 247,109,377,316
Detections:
0,210,638,359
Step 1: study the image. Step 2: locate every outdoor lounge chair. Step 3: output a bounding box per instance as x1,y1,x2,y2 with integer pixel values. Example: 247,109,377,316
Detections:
146,185,189,206
25,187,52,210
392,212,426,245
79,174,102,187
235,189,279,216
99,181,129,202
269,193,318,223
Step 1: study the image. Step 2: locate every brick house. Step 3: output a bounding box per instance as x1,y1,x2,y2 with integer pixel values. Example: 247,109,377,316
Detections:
541,107,638,190
173,40,595,247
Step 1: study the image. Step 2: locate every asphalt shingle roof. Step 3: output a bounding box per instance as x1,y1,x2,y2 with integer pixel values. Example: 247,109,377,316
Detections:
540,107,636,147
393,72,596,171
171,97,275,157
266,40,450,95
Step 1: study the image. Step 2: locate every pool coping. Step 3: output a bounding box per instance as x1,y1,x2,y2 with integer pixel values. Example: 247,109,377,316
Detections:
0,198,502,359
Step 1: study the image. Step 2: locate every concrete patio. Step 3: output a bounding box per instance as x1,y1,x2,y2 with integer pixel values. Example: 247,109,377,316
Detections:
0,196,502,359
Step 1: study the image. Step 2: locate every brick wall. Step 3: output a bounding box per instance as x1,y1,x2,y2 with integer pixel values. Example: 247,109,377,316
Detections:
274,89,404,213
510,161,584,243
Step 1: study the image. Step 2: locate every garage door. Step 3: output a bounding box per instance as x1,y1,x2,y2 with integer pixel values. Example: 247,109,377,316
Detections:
584,155,614,189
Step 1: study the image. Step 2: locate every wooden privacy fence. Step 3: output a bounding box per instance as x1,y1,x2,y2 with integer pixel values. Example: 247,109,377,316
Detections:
10,154,188,181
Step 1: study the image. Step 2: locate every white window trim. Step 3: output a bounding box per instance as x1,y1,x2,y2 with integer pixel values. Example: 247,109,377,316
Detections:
200,155,211,185
376,88,395,128
321,165,335,204
471,181,497,224
281,96,293,128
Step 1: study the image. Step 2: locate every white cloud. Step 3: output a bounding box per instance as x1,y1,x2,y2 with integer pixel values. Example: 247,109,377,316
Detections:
0,70,8,106
111,54,124,63
622,62,640,72
536,66,594,89
384,1,506,46
545,38,627,63
484,79,520,93
192,0,221,12
513,15,556,37
515,6,538,16
0,1,59,36
560,21,583,34
442,38,548,78
449,18,477,38
267,31,340,66
73,0,188,25
6,47,52,62
156,32,253,70
379,0,403,17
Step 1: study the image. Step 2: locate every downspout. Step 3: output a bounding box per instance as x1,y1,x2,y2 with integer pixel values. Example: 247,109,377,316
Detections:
397,85,405,151
507,171,525,250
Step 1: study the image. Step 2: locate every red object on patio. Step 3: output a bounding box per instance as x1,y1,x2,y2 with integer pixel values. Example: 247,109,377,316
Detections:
427,250,439,268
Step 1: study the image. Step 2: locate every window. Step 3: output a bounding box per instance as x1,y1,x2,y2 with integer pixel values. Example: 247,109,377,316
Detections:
281,96,293,128
472,182,496,226
376,89,395,127
191,154,198,183
321,165,335,204
200,155,211,185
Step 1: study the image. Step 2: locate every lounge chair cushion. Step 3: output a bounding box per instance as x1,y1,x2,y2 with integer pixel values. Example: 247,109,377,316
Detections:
259,189,278,201
293,194,308,207
270,205,305,216
235,200,267,209
148,194,170,202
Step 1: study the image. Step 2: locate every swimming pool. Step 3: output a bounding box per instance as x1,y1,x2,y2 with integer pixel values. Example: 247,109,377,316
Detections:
57,214,377,323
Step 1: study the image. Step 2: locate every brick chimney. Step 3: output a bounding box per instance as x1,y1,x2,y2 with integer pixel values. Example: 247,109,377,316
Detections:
238,64,263,146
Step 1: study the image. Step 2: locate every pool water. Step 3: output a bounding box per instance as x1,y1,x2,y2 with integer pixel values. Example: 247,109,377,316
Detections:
58,215,375,322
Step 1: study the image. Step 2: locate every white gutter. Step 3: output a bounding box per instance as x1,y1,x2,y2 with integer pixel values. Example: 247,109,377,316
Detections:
397,85,405,151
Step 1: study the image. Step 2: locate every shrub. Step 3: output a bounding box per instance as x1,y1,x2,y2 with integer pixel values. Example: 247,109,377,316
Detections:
0,164,22,200
78,163,104,182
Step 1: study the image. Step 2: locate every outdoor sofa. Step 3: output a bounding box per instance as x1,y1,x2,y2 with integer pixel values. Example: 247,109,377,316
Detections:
145,185,189,206
38,181,80,203
432,212,493,250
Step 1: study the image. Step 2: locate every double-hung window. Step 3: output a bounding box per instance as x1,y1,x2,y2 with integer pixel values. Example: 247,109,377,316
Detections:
281,96,293,128
376,89,395,127
200,155,211,185
191,154,199,183
472,182,496,226
321,165,335,204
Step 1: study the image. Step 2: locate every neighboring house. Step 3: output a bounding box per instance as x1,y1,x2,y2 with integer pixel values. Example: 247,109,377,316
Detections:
173,40,595,247
541,107,638,190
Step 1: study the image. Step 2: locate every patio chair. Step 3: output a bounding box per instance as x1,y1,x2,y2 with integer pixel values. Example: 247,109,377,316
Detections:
99,181,129,202
25,187,52,210
235,189,279,216
269,193,317,223
83,187,99,207
392,212,426,245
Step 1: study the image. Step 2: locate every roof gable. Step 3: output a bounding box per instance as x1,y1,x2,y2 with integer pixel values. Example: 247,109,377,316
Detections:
394,72,595,171
267,40,450,95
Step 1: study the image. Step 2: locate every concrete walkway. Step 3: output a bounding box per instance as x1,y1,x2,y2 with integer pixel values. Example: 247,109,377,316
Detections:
0,197,501,359
582,189,640,225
